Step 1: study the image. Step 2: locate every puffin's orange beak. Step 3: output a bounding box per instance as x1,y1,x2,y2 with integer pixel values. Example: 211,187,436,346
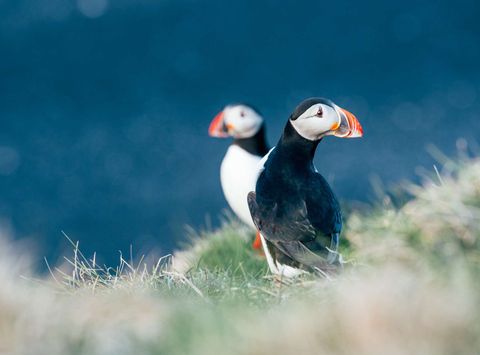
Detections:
334,107,364,138
208,111,229,138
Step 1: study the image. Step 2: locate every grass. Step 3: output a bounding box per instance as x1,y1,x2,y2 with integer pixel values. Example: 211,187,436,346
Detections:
1,155,480,354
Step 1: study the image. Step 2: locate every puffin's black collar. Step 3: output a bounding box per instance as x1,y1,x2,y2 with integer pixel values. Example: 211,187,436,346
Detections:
233,124,270,156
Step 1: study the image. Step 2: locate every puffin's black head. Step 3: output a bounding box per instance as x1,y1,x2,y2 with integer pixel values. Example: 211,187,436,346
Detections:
288,97,363,141
209,104,264,139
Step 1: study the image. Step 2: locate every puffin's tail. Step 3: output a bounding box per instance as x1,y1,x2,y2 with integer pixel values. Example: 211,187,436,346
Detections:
275,240,340,276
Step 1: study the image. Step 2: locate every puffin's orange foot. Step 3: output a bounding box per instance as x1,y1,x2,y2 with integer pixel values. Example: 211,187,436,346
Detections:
252,231,263,250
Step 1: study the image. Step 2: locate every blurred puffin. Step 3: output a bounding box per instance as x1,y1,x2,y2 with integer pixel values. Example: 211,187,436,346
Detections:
248,98,363,277
209,104,270,249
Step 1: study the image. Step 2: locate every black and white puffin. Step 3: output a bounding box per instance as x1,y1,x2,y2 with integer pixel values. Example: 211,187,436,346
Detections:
209,104,270,249
248,98,363,277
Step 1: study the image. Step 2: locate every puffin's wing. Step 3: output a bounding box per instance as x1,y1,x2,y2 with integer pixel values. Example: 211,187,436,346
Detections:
281,200,317,242
247,190,279,235
249,191,316,242
247,191,263,231
279,201,341,265
274,240,338,273
304,174,343,236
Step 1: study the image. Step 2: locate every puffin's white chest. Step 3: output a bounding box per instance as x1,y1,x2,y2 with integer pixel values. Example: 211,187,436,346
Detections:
220,145,261,229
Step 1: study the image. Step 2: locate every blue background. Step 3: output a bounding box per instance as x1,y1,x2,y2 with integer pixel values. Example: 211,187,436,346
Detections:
0,0,479,266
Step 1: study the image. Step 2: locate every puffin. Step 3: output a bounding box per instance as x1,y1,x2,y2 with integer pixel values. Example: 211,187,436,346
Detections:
247,98,363,277
209,104,270,249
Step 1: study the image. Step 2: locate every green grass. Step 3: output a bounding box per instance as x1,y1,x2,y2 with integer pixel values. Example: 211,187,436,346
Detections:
1,155,480,354
180,222,268,278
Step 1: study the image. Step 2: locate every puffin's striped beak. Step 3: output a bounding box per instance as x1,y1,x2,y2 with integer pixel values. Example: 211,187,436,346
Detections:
208,111,229,137
334,107,363,138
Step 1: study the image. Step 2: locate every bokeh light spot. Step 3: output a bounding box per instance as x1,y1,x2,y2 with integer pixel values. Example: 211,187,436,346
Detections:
0,147,20,176
77,0,109,18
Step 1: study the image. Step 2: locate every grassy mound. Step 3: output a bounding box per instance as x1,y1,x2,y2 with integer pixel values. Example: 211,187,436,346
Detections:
0,156,479,354
174,220,267,277
347,156,480,270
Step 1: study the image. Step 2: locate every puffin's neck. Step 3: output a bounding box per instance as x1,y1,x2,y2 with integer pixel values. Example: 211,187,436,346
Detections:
275,121,320,169
232,125,269,156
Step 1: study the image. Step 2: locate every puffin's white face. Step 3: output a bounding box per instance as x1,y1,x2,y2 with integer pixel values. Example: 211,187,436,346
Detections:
289,99,363,141
223,105,263,138
289,103,341,141
209,104,263,139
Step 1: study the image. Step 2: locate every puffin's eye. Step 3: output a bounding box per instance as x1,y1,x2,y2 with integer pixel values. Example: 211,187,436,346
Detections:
316,107,323,117
240,111,245,118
